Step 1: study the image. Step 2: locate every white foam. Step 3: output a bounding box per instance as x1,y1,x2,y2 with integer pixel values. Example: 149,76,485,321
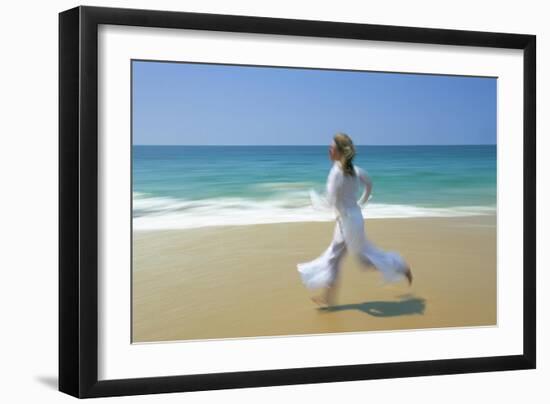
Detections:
132,195,495,230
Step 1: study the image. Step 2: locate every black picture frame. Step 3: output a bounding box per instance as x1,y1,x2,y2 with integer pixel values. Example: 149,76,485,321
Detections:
59,5,536,399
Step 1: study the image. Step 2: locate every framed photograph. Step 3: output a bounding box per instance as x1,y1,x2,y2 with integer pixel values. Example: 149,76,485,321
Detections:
59,5,536,398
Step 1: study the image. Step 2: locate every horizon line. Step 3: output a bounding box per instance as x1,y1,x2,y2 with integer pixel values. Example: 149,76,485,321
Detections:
133,143,497,147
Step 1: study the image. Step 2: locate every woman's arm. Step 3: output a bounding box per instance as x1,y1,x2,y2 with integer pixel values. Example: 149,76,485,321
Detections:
356,166,373,206
326,166,343,207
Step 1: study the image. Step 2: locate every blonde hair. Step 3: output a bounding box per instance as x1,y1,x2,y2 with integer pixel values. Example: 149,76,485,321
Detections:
333,132,356,176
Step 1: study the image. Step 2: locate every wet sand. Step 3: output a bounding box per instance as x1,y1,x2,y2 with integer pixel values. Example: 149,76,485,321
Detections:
132,215,496,343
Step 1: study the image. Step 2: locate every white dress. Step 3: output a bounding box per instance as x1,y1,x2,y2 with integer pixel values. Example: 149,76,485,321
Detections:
296,161,409,289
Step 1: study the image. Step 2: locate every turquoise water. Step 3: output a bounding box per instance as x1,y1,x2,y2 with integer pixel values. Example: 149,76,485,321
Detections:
133,145,496,229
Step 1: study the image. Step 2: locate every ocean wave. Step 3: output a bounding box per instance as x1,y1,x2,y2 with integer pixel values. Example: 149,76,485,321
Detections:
252,182,316,191
132,194,495,230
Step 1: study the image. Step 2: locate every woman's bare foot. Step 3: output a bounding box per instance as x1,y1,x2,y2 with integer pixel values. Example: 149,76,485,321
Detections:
311,295,328,307
404,265,413,286
312,283,338,307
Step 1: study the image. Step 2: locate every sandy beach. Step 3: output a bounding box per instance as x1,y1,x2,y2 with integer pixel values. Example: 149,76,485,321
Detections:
132,215,496,343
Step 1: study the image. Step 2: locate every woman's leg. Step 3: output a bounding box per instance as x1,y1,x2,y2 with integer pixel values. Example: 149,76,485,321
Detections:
356,237,413,285
312,218,347,306
341,207,413,286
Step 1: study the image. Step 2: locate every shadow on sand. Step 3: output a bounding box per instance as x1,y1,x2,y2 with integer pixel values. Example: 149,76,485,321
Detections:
318,294,426,317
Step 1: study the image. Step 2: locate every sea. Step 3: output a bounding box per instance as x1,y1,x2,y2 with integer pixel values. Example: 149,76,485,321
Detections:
133,145,496,230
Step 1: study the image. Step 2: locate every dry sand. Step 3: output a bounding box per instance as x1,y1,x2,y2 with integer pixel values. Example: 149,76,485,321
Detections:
132,215,496,343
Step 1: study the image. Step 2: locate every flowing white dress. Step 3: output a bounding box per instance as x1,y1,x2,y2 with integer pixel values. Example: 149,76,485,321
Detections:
296,161,409,289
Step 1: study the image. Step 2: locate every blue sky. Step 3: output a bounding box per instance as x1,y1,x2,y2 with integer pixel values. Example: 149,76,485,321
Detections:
132,60,496,146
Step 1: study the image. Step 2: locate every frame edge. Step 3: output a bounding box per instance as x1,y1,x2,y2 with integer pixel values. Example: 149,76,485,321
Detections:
58,5,81,398
522,34,536,369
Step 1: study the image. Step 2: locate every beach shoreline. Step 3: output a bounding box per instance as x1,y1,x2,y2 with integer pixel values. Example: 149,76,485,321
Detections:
132,215,496,343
